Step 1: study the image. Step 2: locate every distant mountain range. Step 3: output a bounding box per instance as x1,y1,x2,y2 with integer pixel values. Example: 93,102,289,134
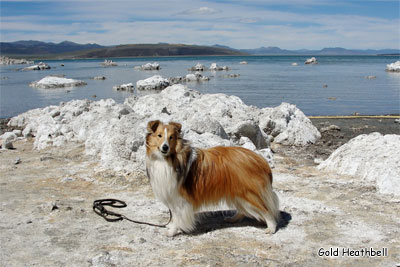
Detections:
238,46,400,55
0,40,104,55
0,40,398,58
0,41,245,58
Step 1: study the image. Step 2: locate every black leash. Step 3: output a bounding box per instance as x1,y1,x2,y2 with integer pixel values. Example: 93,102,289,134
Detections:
93,199,172,228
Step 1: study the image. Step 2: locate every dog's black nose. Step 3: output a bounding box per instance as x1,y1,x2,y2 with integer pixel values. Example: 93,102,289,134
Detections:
162,144,169,152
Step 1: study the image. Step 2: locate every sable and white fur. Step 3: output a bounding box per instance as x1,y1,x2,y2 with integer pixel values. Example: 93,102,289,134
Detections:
145,120,280,236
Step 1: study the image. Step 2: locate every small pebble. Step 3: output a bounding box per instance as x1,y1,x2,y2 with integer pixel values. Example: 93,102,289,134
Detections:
14,157,21,165
61,177,75,182
40,156,54,161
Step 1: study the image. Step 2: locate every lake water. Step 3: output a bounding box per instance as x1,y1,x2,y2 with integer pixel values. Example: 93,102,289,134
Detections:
1,55,399,118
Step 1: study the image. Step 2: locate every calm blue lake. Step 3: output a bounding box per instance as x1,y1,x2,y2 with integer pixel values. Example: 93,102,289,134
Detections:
1,55,399,118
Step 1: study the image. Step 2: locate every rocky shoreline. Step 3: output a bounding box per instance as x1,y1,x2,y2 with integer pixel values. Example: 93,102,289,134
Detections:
1,85,399,266
0,56,33,65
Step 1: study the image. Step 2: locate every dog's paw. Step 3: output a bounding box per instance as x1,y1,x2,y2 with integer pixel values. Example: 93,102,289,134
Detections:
265,226,277,234
166,225,180,237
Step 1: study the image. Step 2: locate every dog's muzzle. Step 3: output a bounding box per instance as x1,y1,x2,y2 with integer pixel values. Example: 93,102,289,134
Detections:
161,144,169,154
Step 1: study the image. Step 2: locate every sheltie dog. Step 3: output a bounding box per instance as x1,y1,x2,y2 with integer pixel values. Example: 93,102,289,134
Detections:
145,120,280,236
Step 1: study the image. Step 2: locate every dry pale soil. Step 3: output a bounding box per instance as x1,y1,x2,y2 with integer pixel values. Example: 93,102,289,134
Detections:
1,123,399,266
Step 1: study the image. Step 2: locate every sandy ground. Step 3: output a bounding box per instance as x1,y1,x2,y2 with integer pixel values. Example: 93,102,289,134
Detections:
1,118,399,266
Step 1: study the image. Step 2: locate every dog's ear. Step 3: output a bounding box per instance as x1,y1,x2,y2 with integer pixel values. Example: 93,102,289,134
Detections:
169,122,182,133
147,120,161,133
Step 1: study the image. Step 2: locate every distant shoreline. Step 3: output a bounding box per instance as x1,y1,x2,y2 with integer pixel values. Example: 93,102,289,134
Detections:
2,41,399,60
2,54,399,62
309,115,400,119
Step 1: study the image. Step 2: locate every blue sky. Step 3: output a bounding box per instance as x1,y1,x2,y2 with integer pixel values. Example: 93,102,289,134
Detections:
1,0,399,49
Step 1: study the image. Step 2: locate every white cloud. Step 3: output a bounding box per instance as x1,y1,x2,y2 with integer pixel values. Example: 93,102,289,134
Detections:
181,6,220,15
0,0,398,49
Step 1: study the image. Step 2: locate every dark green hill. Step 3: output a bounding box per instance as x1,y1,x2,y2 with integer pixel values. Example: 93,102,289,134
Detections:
69,43,246,58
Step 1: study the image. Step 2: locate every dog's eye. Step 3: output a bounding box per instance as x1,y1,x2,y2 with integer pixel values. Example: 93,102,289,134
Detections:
157,134,162,138
169,136,173,140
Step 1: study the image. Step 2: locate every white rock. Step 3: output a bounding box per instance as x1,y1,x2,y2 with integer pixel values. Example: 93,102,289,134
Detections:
29,76,87,89
209,63,229,71
318,133,400,196
136,75,170,91
185,72,209,82
53,136,67,147
101,59,117,66
112,83,134,92
291,62,298,66
140,62,160,70
185,131,231,149
1,132,17,149
22,125,33,138
189,63,206,71
0,56,33,65
23,62,50,70
185,73,197,82
305,57,317,64
386,61,400,72
10,84,319,174
168,76,184,85
257,148,275,168
90,252,115,267
231,120,268,149
187,113,229,139
259,103,321,146
12,129,22,137
239,136,257,151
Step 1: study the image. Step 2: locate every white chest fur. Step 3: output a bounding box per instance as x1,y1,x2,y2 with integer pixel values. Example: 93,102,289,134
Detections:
146,153,197,236
146,156,180,206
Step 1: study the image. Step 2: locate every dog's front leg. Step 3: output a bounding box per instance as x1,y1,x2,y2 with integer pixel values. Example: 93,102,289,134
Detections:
165,199,195,237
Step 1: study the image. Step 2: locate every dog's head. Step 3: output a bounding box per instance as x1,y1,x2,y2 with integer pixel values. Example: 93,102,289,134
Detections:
146,120,182,157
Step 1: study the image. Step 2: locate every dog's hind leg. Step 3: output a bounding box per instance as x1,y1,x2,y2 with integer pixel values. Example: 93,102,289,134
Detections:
261,189,280,234
262,211,278,234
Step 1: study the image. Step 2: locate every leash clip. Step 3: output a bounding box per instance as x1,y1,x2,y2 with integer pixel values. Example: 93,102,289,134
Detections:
93,199,127,222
